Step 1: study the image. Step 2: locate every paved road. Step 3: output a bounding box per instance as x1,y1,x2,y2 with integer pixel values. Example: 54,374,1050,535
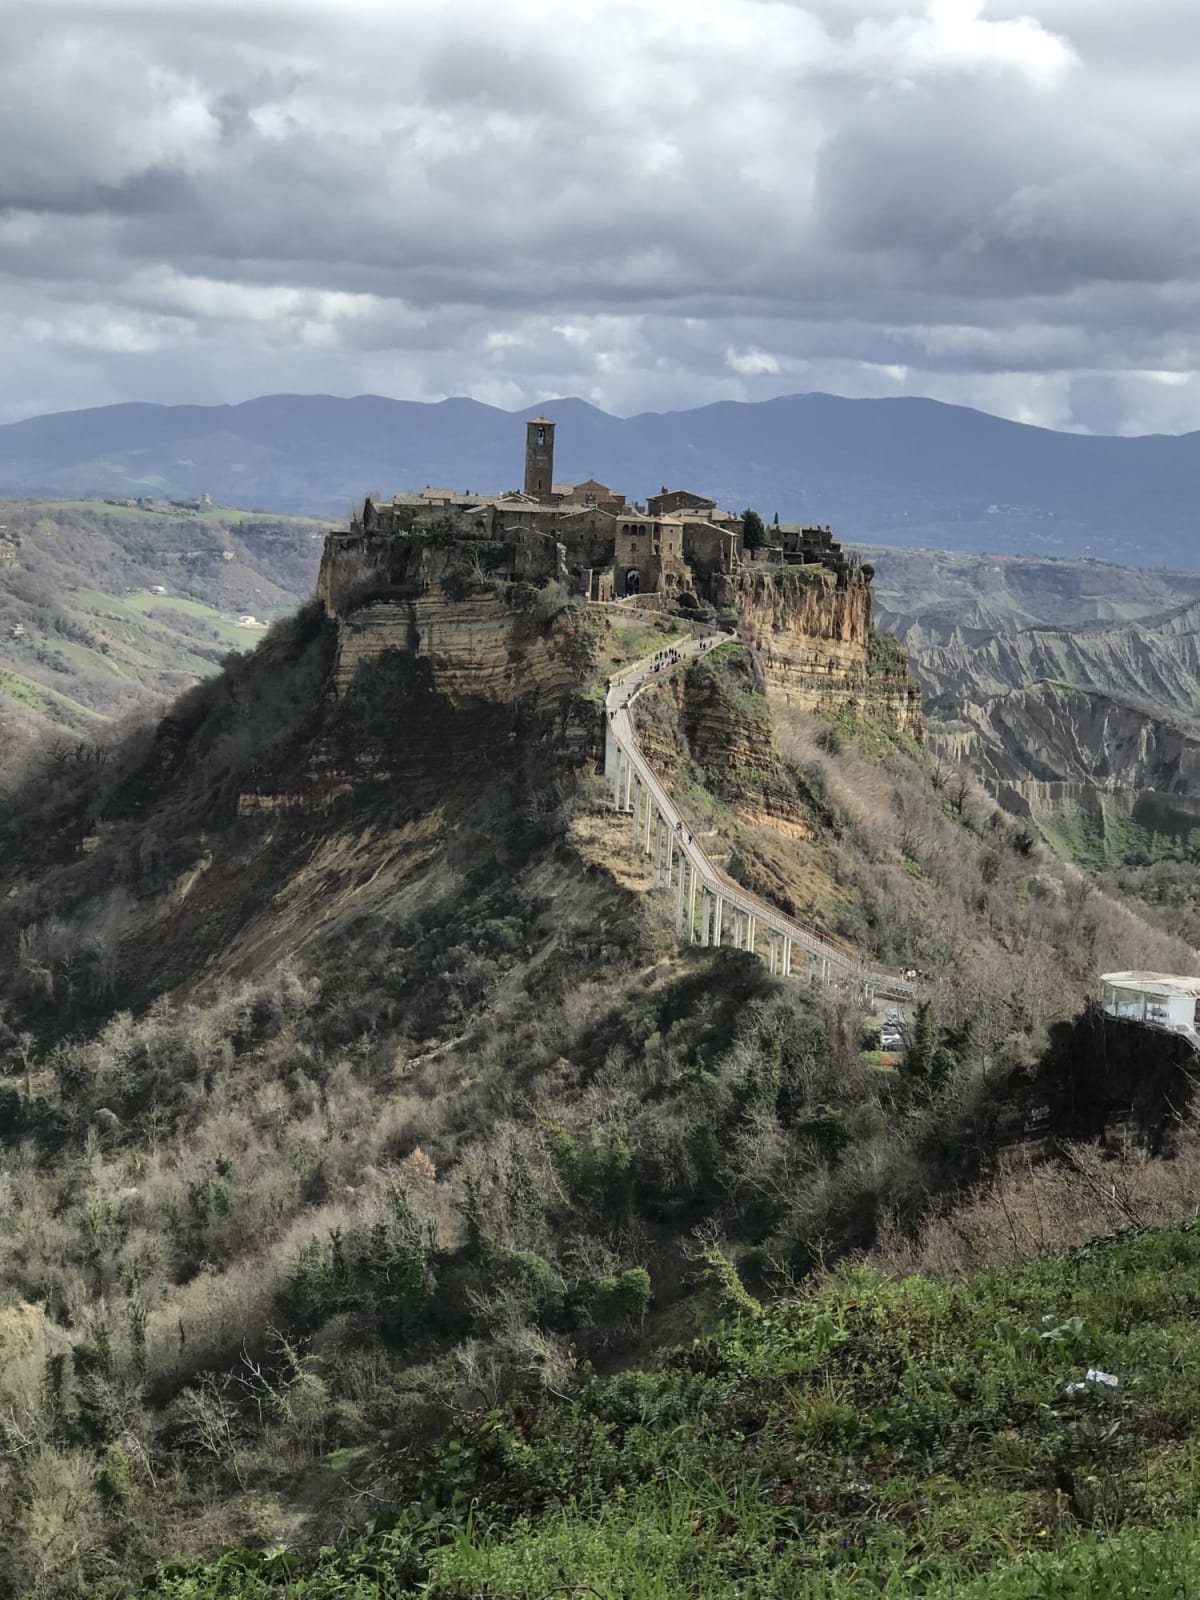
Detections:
604,627,917,1003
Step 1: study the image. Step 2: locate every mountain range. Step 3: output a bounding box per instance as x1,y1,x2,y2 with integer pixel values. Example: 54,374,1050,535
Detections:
5,391,1200,563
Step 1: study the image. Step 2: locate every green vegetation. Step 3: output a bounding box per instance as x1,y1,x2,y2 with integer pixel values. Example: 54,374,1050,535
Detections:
0,498,321,764
742,507,767,550
0,563,1195,1598
144,1222,1200,1597
866,626,915,681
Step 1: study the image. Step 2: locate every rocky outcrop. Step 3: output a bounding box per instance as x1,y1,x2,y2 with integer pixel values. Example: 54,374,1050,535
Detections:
926,681,1200,864
332,593,581,711
312,528,600,802
879,562,1200,863
916,603,1200,722
731,566,924,738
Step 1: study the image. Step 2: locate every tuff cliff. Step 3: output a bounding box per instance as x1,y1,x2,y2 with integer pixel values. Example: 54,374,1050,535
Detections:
317,524,923,759
314,528,599,800
730,565,924,738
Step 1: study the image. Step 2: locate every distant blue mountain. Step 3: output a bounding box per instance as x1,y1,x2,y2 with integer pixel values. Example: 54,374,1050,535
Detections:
2,390,1199,565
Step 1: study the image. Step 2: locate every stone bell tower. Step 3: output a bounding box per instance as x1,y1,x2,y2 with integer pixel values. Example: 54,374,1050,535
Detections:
524,416,556,498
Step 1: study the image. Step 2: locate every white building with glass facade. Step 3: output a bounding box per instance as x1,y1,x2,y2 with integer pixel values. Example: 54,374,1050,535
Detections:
1100,972,1200,1041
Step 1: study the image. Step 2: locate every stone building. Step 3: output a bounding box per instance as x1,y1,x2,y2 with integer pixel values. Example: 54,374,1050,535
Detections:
647,487,718,518
328,413,851,611
524,417,556,498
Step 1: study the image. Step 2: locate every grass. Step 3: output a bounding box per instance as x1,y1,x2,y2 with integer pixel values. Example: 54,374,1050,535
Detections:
74,588,268,651
0,665,104,721
1035,795,1200,874
143,1221,1200,1597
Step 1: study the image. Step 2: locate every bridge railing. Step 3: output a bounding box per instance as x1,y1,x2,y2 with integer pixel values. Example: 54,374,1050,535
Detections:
605,634,915,1003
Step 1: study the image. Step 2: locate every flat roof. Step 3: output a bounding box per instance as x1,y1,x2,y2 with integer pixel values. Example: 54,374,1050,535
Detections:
1102,971,1200,998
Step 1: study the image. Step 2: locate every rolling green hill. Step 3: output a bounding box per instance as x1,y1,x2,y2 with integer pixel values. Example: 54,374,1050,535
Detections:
0,498,323,764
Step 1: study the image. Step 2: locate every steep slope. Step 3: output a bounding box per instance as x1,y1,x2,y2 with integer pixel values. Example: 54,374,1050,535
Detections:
0,498,323,758
868,547,1200,641
146,1222,1200,1600
916,602,1200,719
869,547,1200,876
0,548,1191,1596
11,391,1200,561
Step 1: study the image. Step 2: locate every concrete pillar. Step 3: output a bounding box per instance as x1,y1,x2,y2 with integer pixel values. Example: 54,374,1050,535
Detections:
624,761,633,811
676,856,687,930
688,866,699,941
782,938,792,977
665,831,674,882
713,896,724,948
700,890,713,946
631,782,641,846
653,813,662,875
746,914,756,957
644,795,654,856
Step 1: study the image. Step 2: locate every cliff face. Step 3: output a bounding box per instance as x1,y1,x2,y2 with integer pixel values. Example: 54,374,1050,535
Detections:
927,680,1200,865
731,567,924,738
332,593,582,711
314,529,598,803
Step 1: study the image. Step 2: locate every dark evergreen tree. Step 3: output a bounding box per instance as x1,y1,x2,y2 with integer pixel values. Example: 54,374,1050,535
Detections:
742,508,767,550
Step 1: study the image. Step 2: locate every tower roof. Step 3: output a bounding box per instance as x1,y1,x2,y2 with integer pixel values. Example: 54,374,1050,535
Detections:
527,415,555,425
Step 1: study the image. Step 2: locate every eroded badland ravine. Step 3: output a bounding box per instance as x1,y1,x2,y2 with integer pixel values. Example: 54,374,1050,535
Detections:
3,418,1200,1598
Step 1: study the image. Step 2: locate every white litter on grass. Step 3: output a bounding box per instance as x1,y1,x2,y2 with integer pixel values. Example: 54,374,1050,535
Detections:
1064,1369,1119,1398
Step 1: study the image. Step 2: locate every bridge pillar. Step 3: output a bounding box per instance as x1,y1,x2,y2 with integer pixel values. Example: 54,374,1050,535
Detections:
630,781,641,847
676,855,688,930
624,760,633,812
688,865,699,941
746,913,756,956
713,896,724,948
644,796,654,856
782,938,792,977
700,890,713,946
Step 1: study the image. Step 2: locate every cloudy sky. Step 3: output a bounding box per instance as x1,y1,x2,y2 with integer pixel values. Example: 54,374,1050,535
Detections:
3,0,1200,432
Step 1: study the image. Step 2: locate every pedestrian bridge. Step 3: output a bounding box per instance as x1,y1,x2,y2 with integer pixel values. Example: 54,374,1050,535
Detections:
603,629,916,1005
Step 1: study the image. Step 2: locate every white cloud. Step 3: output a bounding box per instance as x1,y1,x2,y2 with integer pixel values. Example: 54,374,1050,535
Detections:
0,0,1199,435
727,348,783,376
848,0,1077,87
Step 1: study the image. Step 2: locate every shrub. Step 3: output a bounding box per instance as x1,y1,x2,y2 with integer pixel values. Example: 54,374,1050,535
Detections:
591,1266,651,1328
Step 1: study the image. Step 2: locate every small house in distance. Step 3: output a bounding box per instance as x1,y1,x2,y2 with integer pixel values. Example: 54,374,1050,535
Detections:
1100,972,1200,1041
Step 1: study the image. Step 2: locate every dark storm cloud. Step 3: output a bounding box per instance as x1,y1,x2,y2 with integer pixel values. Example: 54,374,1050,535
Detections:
3,0,1200,431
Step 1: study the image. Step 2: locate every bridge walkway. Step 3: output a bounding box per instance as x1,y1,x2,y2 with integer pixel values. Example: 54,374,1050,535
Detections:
602,626,917,1005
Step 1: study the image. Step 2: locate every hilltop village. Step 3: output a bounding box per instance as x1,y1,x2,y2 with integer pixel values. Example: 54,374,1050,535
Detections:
319,415,852,615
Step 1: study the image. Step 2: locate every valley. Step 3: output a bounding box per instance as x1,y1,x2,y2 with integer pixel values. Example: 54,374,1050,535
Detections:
869,548,1200,904
0,498,325,762
2,480,1200,1596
